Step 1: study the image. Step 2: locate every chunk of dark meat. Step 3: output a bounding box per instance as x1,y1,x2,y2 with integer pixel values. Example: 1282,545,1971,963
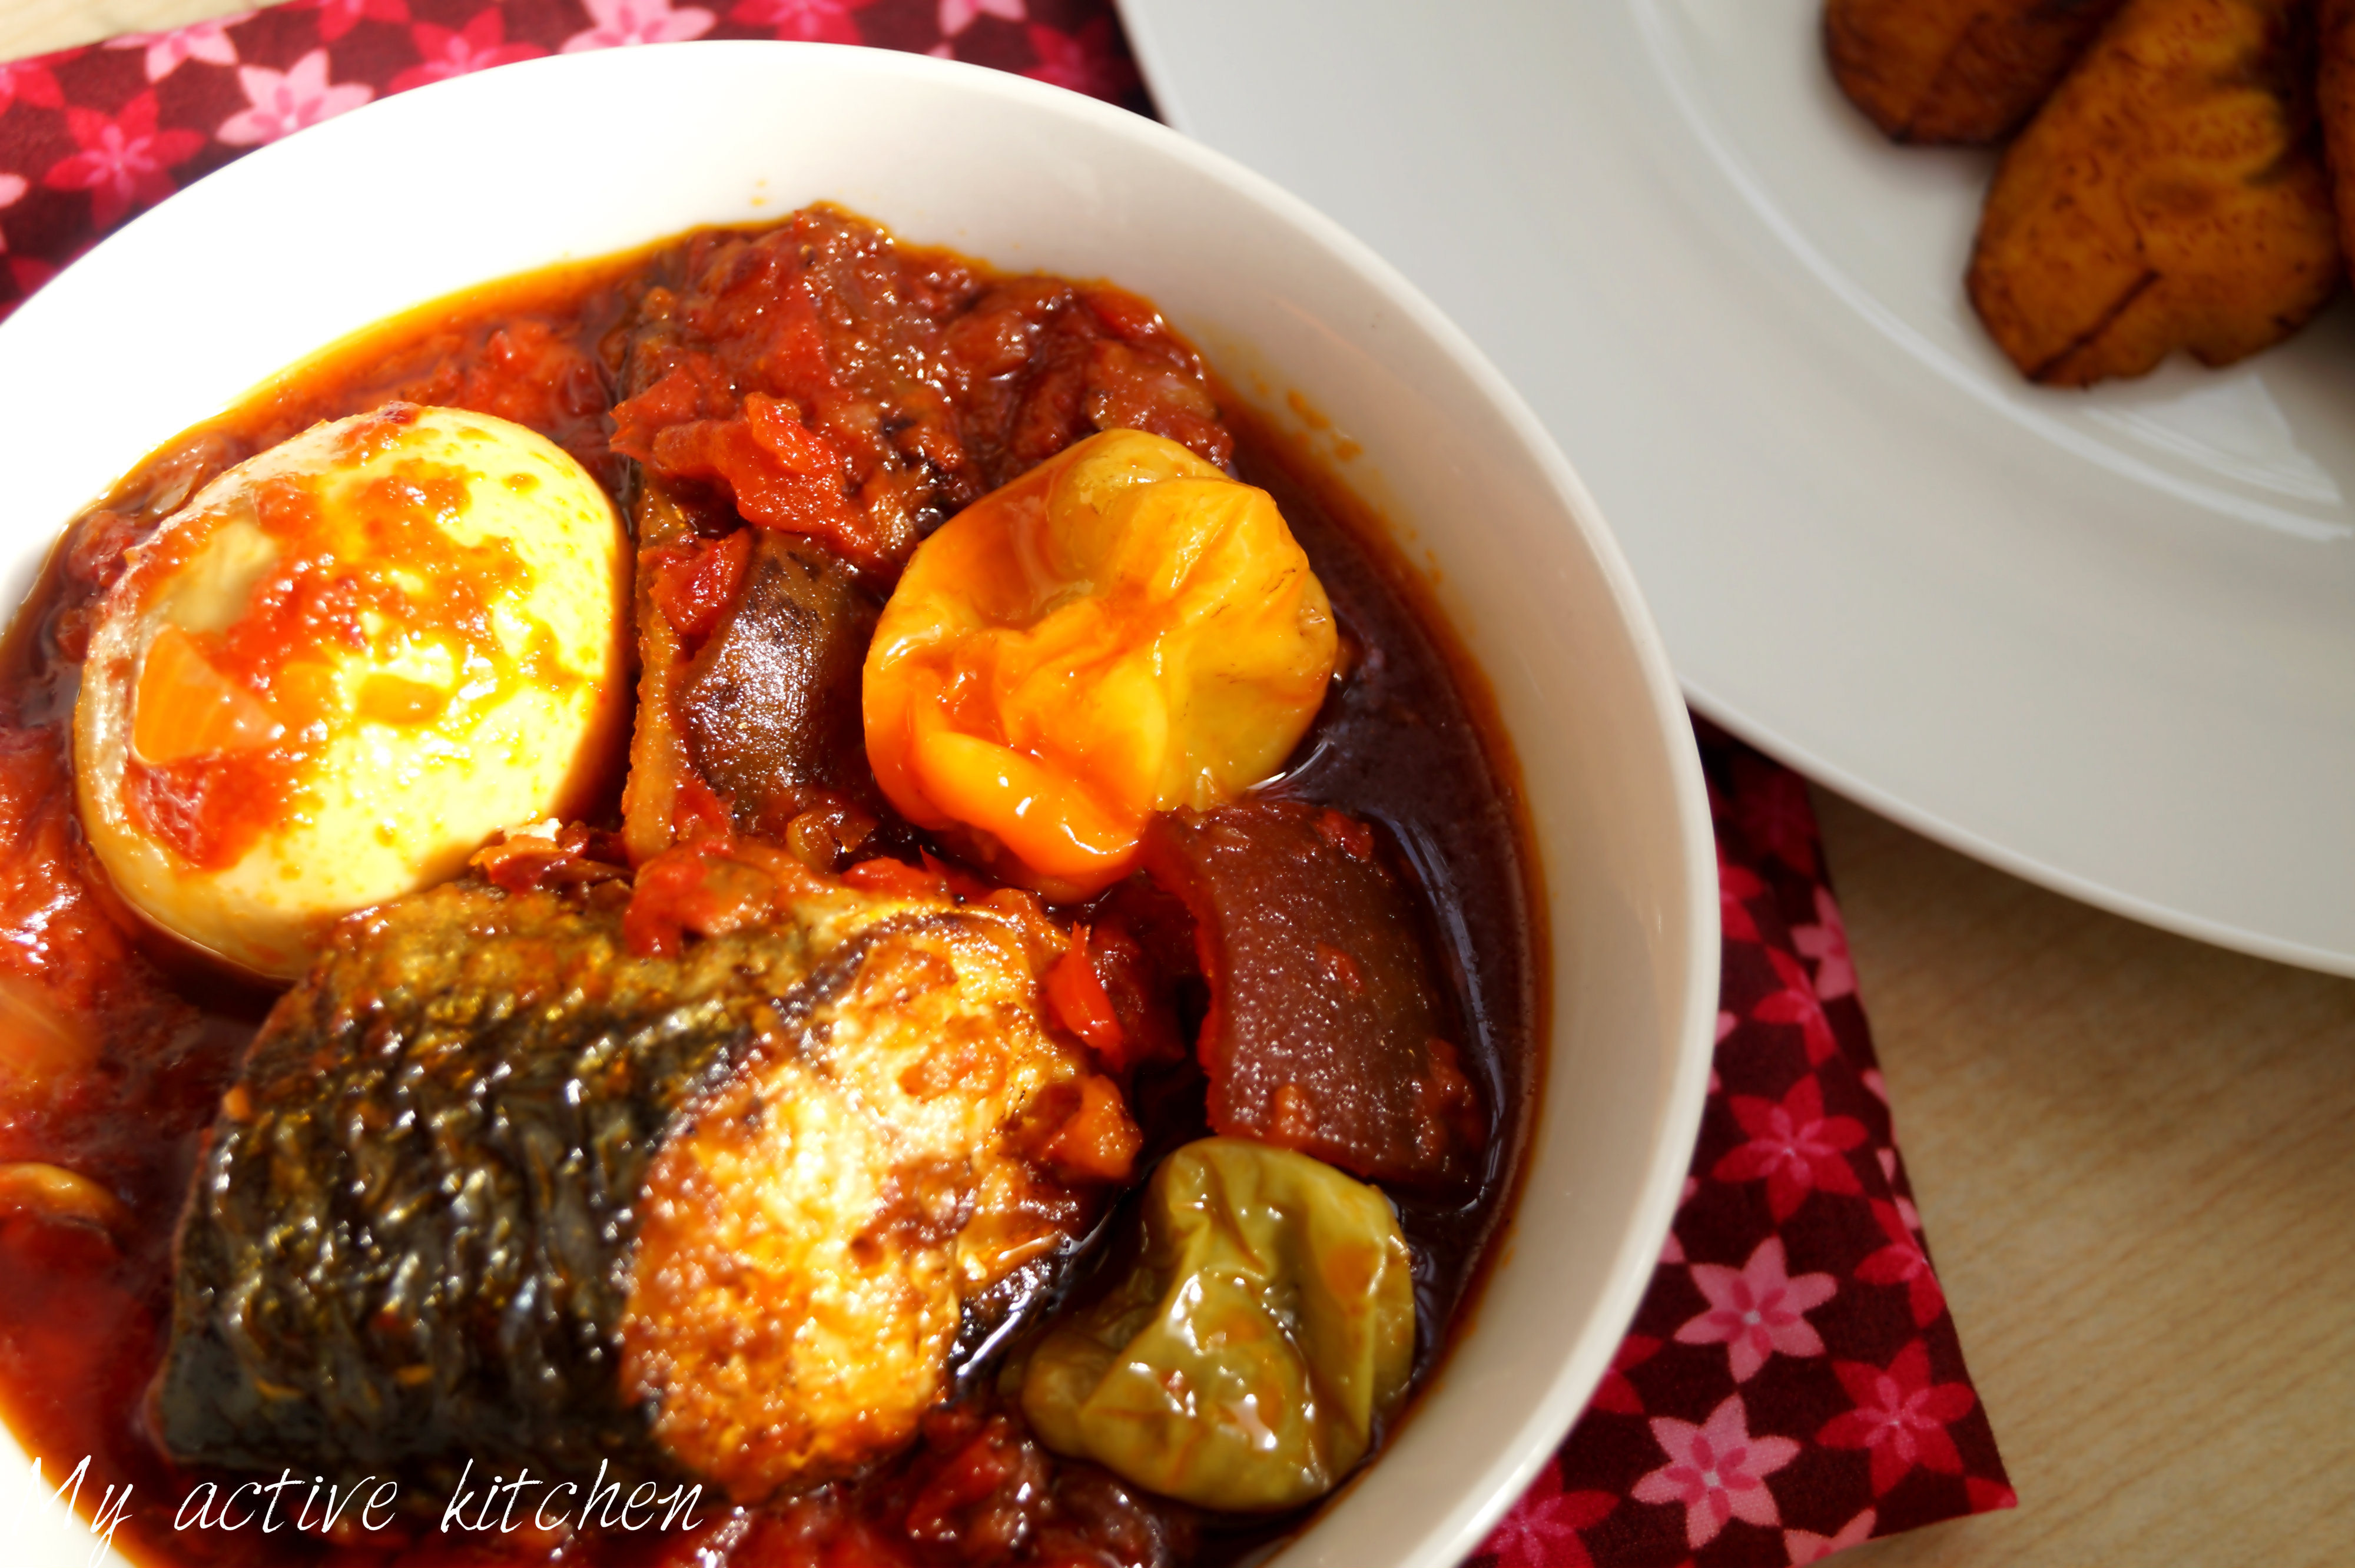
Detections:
680,532,881,834
1069,874,1198,1075
611,210,980,567
154,861,1128,1502
608,207,1235,571
1140,802,1481,1186
950,279,1234,488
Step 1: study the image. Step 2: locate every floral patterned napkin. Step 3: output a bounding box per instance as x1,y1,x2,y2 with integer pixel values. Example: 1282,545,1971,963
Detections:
1471,722,2013,1566
0,4,2013,1563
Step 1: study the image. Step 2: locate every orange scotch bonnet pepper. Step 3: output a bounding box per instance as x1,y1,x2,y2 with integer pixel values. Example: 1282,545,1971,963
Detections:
863,430,1337,900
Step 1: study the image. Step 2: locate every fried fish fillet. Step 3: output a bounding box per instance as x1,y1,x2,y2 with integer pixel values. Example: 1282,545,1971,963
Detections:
156,858,1133,1503
1966,0,2340,386
1826,0,2127,142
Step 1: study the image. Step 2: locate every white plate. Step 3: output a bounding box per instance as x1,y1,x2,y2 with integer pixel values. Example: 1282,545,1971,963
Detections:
0,42,1716,1567
1121,0,2355,974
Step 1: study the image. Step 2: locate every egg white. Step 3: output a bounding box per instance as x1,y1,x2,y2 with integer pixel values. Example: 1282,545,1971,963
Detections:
74,406,629,979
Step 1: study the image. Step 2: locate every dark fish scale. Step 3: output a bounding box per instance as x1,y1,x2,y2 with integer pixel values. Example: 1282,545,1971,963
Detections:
153,876,845,1488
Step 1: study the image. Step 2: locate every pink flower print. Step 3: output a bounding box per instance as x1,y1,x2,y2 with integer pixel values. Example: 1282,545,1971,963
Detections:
562,0,717,52
217,51,374,146
729,0,875,41
309,0,410,43
1482,1465,1615,1568
1876,1149,1928,1239
1785,1508,1876,1564
0,174,23,253
42,92,206,231
1022,17,1140,101
389,11,546,94
1589,1332,1661,1417
940,0,1023,35
1717,845,1764,942
1862,1066,1888,1103
1752,947,1837,1065
1631,1393,1799,1550
1874,1151,1928,1234
1856,1197,1945,1327
1673,1237,1836,1383
1715,1009,1736,1045
1712,1075,1866,1222
1790,884,1855,1000
0,62,65,118
1732,757,1817,875
1817,1340,1976,1495
106,16,247,84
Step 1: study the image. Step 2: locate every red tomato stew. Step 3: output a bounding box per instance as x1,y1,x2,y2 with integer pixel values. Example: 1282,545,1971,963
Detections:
0,205,1538,1568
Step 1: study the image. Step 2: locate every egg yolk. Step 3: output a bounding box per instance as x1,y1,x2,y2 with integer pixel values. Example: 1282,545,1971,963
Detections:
74,404,628,978
864,429,1337,899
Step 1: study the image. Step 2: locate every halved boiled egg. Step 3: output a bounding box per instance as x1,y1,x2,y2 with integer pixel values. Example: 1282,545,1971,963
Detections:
75,403,628,979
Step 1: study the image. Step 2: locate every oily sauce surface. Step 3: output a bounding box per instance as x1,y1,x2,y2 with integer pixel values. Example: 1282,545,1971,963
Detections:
0,224,1537,1567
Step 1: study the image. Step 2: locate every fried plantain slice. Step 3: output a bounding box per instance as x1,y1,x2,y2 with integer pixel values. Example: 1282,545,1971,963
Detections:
1965,0,2340,386
1826,0,2128,142
2317,0,2355,276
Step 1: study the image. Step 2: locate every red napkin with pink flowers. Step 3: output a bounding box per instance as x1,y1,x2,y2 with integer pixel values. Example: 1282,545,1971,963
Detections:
0,5,2012,1562
1469,722,2013,1567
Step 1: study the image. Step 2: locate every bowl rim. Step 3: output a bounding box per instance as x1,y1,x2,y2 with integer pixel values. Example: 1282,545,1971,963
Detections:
0,39,1721,1567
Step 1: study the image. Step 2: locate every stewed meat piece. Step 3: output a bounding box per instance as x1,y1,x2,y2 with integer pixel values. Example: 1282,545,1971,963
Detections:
1140,801,1482,1186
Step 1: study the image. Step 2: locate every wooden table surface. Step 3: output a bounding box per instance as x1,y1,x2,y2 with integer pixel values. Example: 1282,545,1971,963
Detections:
8,4,2354,1563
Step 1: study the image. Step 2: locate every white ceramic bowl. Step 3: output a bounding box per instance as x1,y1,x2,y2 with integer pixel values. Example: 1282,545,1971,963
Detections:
0,42,1717,1568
